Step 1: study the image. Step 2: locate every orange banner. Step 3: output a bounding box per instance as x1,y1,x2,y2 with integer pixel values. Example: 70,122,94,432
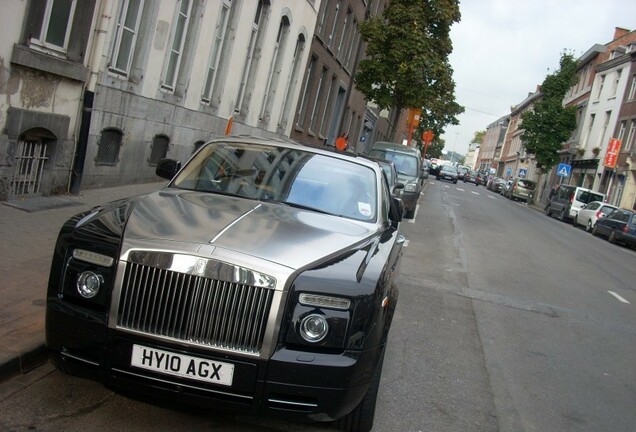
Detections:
603,138,622,168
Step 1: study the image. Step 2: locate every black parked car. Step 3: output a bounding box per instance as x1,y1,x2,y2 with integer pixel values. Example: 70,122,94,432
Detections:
436,164,459,183
46,136,406,432
592,208,636,248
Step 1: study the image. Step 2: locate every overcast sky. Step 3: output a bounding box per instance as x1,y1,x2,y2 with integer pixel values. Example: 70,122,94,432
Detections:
441,0,636,155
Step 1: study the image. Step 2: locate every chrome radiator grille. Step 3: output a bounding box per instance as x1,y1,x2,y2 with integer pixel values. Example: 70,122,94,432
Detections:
117,261,274,355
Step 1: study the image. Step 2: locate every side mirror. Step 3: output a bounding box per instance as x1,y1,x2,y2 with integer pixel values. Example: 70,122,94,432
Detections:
156,158,181,180
390,196,405,227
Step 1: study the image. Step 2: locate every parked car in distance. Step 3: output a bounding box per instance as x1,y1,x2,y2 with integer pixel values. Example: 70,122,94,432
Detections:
457,165,470,181
364,155,404,197
490,177,507,193
592,208,636,249
501,179,513,195
464,170,477,184
46,136,406,432
368,141,424,219
437,164,459,184
505,178,536,202
546,185,605,222
574,201,618,232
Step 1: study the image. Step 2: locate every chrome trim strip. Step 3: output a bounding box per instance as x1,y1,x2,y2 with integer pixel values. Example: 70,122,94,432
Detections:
210,203,261,244
268,398,318,408
111,368,253,401
125,250,276,289
61,351,100,366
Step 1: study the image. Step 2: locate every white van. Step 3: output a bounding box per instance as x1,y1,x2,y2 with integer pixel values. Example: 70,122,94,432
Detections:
546,185,605,222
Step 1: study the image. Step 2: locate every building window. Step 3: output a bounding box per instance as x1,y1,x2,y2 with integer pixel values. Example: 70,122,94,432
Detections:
625,120,636,152
337,8,351,59
611,69,622,96
319,75,336,136
202,0,232,103
596,74,605,99
235,1,268,113
328,1,341,49
296,55,317,129
597,111,611,149
260,15,290,123
345,21,359,68
162,0,193,91
617,120,627,142
279,34,306,131
95,128,123,166
309,66,327,134
628,74,636,101
109,0,145,76
149,135,170,166
32,0,77,53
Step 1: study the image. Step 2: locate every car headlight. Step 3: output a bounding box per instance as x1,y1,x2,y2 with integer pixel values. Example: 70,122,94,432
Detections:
76,271,104,298
300,314,329,343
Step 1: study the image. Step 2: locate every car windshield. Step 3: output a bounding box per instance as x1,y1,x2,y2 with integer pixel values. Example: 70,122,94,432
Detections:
172,142,378,222
370,150,418,177
518,180,536,189
577,190,604,204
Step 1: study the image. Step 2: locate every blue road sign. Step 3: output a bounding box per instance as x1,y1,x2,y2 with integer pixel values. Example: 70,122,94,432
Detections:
506,167,512,177
557,163,571,177
519,168,527,178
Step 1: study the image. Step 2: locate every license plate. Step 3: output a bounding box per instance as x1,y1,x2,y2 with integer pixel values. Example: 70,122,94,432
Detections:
131,344,234,386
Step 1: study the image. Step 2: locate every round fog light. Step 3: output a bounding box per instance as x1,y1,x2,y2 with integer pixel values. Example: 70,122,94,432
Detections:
77,271,103,298
300,314,328,343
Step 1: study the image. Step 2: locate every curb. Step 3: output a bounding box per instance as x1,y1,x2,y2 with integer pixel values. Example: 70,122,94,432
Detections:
0,343,49,384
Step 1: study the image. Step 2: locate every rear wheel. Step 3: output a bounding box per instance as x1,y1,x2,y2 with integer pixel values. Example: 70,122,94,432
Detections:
336,347,386,432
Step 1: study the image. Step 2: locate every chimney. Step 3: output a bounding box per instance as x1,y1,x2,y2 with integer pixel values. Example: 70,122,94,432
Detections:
614,27,630,41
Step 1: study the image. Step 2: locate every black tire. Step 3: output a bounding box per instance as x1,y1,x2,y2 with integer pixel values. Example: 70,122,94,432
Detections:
591,224,599,236
559,209,567,222
336,347,386,432
586,221,593,233
405,208,415,219
608,231,617,244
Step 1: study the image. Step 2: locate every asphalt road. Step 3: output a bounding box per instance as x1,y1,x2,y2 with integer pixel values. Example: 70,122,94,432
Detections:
1,180,634,431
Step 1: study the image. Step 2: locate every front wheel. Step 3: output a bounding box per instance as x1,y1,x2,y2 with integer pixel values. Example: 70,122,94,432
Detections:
336,347,386,432
608,231,617,244
559,209,568,222
586,221,593,233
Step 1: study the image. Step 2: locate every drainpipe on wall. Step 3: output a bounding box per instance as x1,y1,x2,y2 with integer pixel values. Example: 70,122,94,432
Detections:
69,0,112,194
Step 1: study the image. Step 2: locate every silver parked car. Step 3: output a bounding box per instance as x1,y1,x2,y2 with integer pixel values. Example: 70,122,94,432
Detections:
574,201,618,232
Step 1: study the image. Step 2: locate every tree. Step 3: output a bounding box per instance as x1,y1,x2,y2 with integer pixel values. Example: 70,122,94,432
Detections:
424,137,445,159
356,0,464,139
521,53,578,171
472,130,486,145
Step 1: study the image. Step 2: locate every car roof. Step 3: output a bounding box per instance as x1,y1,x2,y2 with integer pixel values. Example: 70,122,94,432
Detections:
372,141,421,155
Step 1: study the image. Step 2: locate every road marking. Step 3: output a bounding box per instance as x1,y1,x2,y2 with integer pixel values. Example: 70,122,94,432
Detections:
488,195,498,199
456,188,464,192
408,204,420,223
608,291,630,304
404,239,410,247
471,191,480,195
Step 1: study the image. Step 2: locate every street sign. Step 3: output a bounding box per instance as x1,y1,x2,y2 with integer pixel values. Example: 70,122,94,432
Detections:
556,163,571,177
506,167,512,177
519,168,527,178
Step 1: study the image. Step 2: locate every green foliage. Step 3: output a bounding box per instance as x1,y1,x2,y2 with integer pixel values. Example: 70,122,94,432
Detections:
472,130,486,144
521,53,578,171
356,0,464,136
422,137,445,159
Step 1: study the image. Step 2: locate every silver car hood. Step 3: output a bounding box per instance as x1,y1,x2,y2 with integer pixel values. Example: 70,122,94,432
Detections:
122,189,377,270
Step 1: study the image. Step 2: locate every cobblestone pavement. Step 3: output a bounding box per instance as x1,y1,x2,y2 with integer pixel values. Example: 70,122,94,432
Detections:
0,181,167,381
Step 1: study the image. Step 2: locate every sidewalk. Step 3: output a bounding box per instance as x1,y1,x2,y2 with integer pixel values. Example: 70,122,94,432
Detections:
0,181,167,382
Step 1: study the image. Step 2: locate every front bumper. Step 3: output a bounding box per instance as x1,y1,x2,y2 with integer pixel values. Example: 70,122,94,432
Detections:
46,298,380,422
